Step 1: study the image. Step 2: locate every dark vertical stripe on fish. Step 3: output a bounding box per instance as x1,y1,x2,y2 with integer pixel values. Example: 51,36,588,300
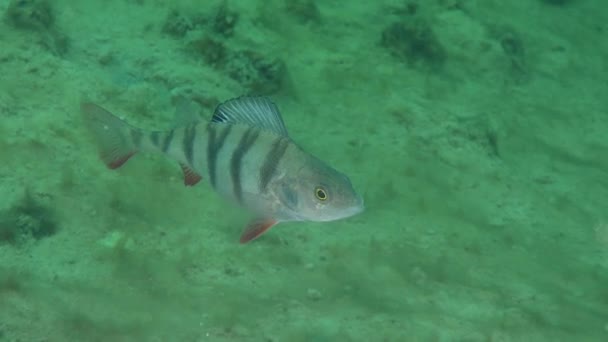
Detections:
130,129,143,148
162,129,174,153
259,137,289,192
182,125,196,166
207,124,233,188
206,125,216,185
150,131,160,147
230,127,260,203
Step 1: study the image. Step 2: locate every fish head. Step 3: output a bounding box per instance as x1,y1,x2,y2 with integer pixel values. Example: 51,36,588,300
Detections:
274,155,364,222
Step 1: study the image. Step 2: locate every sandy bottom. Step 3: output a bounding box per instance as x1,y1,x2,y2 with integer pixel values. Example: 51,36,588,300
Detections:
0,0,607,341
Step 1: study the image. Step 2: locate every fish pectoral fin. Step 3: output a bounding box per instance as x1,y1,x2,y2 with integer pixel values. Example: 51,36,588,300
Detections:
179,163,202,186
239,218,278,244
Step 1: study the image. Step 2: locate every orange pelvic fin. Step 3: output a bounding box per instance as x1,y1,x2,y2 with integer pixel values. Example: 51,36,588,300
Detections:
240,218,278,244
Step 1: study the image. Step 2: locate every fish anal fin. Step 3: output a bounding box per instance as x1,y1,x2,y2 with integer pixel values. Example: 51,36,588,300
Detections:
180,163,202,186
240,218,278,244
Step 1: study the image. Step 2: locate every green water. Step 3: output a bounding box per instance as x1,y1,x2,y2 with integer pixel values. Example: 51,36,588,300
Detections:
1,0,606,341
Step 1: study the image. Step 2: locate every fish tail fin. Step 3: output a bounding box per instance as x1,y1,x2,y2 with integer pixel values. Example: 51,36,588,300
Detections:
81,102,141,169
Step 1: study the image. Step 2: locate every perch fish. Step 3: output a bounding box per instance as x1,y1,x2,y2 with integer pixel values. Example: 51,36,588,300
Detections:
81,96,364,243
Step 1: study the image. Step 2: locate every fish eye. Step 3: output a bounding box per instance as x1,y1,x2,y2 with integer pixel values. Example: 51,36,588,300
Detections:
315,187,328,201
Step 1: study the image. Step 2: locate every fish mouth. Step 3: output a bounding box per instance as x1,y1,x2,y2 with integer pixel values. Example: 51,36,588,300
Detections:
316,199,364,222
339,194,365,219
352,194,365,215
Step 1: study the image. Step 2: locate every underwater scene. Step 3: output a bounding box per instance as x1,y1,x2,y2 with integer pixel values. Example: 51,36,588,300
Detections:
0,0,607,341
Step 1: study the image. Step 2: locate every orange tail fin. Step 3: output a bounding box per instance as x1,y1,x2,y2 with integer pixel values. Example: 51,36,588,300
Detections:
81,102,140,169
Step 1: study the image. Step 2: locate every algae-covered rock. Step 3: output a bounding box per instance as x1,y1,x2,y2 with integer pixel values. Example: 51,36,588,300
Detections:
284,0,321,24
541,0,572,4
161,2,287,94
381,19,446,68
5,0,70,56
225,50,288,95
187,34,228,67
162,9,206,38
162,2,238,38
213,1,239,37
6,0,54,30
0,191,58,245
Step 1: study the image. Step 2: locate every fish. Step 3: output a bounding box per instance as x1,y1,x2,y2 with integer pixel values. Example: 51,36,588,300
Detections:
81,96,364,243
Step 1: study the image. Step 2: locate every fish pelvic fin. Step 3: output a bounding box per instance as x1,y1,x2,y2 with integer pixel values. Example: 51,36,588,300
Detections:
240,218,278,244
81,102,141,169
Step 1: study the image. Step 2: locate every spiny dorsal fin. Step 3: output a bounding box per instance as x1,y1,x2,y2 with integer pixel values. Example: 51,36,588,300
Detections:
212,96,289,137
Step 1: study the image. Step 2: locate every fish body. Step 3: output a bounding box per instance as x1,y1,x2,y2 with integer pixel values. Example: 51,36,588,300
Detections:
82,96,364,243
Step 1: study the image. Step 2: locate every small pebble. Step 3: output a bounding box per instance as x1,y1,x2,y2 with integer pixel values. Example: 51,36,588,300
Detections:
306,288,322,301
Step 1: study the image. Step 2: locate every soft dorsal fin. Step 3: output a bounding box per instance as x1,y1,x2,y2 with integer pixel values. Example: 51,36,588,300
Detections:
212,96,289,137
173,97,203,126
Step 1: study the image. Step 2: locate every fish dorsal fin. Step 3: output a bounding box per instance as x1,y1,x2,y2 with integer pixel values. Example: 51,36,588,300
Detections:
212,96,289,137
173,97,203,126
